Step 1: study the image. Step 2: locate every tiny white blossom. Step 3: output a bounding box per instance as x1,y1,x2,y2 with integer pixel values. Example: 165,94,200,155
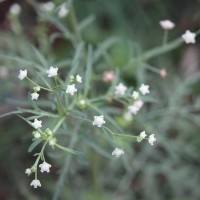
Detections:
128,99,143,115
30,179,41,188
9,3,21,15
112,148,124,158
159,20,175,30
33,131,41,139
182,30,196,44
18,69,27,80
49,138,56,147
123,111,133,121
92,115,105,127
47,66,58,77
32,119,42,129
39,161,51,173
66,84,77,95
41,2,55,12
31,92,39,100
25,168,32,176
148,134,156,146
139,84,150,95
132,91,139,100
140,131,147,139
58,4,69,18
115,83,127,96
76,74,82,83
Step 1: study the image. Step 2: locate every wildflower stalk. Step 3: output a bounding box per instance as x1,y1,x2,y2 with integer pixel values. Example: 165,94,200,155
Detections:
163,30,168,45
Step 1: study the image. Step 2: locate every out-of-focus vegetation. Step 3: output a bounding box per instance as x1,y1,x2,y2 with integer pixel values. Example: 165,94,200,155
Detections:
0,0,200,200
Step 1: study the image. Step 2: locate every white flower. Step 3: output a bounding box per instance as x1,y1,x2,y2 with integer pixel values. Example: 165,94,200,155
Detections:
58,4,69,18
79,99,86,105
115,83,127,96
9,3,21,15
148,134,156,146
112,148,124,158
66,84,77,95
47,66,58,77
182,30,196,44
159,20,175,30
31,92,39,100
39,161,51,173
76,74,82,83
123,111,133,121
140,131,147,139
30,179,41,188
128,104,139,115
128,99,143,115
32,119,42,129
33,131,41,139
132,91,139,100
49,138,56,147
18,69,27,80
139,84,150,95
134,99,144,108
92,115,105,127
25,168,32,176
41,2,55,12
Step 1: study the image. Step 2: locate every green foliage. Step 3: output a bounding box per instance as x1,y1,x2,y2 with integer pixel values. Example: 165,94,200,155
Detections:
0,0,200,200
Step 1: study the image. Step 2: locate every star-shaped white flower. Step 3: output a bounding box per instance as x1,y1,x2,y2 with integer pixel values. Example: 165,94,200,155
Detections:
58,4,69,18
112,148,124,158
140,131,147,139
39,161,51,173
25,168,32,176
132,91,139,100
9,3,21,15
159,20,175,30
42,2,55,12
76,74,82,83
115,83,127,96
49,138,56,147
47,66,58,77
32,119,42,129
18,69,27,80
33,131,41,139
139,84,150,95
31,92,39,100
148,134,156,146
182,30,196,44
30,179,41,188
66,84,77,95
92,115,105,127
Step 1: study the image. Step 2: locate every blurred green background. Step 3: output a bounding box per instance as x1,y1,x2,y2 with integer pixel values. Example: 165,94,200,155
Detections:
0,0,200,200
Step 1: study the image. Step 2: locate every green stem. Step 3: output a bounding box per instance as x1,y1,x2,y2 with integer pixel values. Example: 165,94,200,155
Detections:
53,116,66,133
163,30,168,46
26,77,53,92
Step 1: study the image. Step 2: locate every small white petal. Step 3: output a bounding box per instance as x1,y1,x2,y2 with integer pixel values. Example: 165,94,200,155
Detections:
140,131,147,139
41,2,55,12
66,84,77,95
18,69,27,80
148,134,156,146
92,115,105,127
159,20,175,30
76,74,82,83
9,3,21,15
58,4,69,18
112,148,124,158
115,83,127,96
139,84,150,95
182,30,196,44
25,168,32,176
132,91,139,100
39,161,51,173
31,92,39,100
47,66,58,77
32,119,42,129
30,179,41,188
